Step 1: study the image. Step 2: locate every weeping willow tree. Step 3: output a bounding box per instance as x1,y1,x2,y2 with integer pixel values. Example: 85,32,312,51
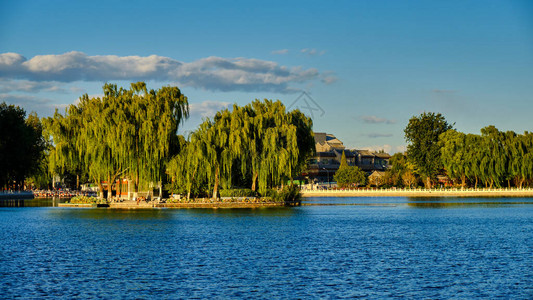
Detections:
440,129,468,187
44,82,188,200
168,99,314,200
438,126,533,188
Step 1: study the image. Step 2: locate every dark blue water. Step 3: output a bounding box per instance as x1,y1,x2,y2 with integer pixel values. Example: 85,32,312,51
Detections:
0,198,532,299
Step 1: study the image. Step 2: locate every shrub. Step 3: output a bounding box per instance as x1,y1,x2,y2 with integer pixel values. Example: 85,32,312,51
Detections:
69,196,106,204
220,189,258,198
272,185,301,204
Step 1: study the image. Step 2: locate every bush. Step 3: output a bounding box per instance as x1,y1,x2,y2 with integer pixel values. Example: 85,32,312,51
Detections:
220,189,258,198
272,185,301,204
69,196,106,204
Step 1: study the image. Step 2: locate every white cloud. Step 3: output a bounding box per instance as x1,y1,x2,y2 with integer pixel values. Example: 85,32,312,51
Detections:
321,75,337,85
361,144,393,154
301,48,326,56
365,133,393,138
189,100,231,118
0,79,66,93
395,145,407,153
360,115,396,124
271,49,289,55
0,51,323,93
0,93,67,116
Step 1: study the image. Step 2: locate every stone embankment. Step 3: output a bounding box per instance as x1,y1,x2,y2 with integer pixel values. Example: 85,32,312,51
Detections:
0,191,34,200
59,200,289,209
301,188,533,198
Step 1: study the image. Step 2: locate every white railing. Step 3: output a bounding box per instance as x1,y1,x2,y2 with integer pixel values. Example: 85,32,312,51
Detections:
301,187,533,193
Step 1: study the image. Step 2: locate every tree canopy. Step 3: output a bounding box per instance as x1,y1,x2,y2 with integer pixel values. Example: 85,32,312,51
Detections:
404,112,453,188
333,152,366,188
0,102,46,189
440,127,533,188
168,99,314,199
43,82,189,199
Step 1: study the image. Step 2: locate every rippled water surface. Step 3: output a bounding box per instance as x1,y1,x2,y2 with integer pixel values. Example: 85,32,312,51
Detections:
0,197,532,298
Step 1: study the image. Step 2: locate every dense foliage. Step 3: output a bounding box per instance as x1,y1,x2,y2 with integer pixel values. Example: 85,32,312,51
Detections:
167,99,314,199
0,102,47,189
333,151,366,188
440,127,533,188
43,82,189,199
404,112,453,188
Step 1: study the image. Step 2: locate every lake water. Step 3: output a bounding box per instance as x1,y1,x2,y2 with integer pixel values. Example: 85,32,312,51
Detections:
0,197,532,298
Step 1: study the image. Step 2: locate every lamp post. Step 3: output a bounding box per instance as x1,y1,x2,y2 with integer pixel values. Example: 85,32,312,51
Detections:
322,167,330,189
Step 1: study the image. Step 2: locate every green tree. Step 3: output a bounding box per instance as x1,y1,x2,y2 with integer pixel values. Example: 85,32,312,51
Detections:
168,99,314,199
513,132,533,188
439,129,468,187
464,133,483,187
479,126,506,188
44,83,188,200
386,152,409,186
334,166,366,188
339,150,348,169
402,171,418,188
0,103,46,189
404,112,453,188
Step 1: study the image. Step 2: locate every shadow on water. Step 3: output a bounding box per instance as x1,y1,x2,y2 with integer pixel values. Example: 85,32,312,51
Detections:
302,196,533,208
0,197,65,207
44,206,301,221
406,197,533,208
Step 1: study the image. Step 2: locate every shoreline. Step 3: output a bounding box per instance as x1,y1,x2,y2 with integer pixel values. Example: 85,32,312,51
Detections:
59,200,288,209
301,188,533,198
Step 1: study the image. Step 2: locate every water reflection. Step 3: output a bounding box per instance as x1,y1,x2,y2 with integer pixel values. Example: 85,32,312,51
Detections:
406,197,533,208
0,197,67,207
302,196,533,208
50,207,173,220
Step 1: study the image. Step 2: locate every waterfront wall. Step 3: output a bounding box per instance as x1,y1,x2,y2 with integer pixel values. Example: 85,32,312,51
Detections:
0,191,34,200
301,187,533,198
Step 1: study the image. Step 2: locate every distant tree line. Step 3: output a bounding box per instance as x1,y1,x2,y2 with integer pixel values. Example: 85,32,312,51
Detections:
382,112,533,189
6,90,531,193
439,126,533,188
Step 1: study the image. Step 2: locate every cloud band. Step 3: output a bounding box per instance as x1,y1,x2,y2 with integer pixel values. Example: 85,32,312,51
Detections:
0,51,321,93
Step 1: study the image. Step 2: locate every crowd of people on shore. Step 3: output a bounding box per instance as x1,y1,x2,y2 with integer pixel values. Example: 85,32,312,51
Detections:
32,189,97,198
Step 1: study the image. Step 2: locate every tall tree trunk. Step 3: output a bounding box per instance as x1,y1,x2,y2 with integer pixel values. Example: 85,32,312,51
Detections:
76,174,79,190
212,166,219,200
135,158,140,195
426,176,431,189
461,175,466,189
251,171,258,192
135,135,140,195
117,178,121,200
107,173,112,201
187,169,197,201
475,176,478,188
96,176,104,199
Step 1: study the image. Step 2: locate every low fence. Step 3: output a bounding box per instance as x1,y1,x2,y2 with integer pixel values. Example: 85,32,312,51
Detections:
303,187,533,193
301,187,533,197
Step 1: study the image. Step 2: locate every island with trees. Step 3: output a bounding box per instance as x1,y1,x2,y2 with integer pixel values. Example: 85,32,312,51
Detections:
2,83,533,204
1,82,314,207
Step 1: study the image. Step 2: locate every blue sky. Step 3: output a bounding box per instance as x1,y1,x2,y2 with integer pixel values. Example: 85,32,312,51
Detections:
1,0,532,153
